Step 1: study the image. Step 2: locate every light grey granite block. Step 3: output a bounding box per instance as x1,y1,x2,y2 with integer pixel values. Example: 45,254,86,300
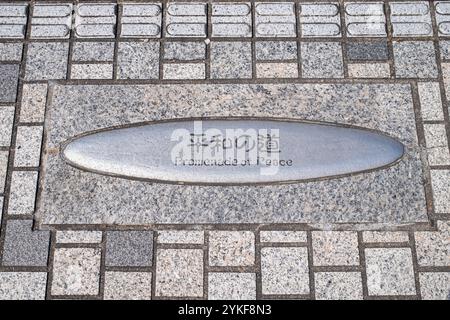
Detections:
165,3,207,37
20,83,48,123
37,83,428,226
208,272,256,300
210,42,252,79
0,42,23,61
419,272,450,300
435,2,450,36
301,42,344,78
0,4,28,39
56,230,103,244
117,42,160,79
0,64,19,103
104,272,152,300
256,62,298,78
362,231,409,243
315,272,363,300
72,42,115,62
105,231,153,267
255,2,296,37
31,3,73,39
157,230,204,244
440,40,450,60
74,3,116,38
393,41,438,78
0,151,7,193
25,42,69,80
71,64,113,80
209,231,255,267
299,2,341,37
121,3,161,38
415,221,450,267
430,171,450,214
418,82,444,121
312,231,359,266
344,2,386,37
260,231,307,243
164,41,206,61
9,171,38,215
390,2,432,37
424,124,450,166
211,2,252,37
348,63,390,78
0,273,47,300
163,63,205,80
0,106,15,146
14,126,43,167
255,41,297,61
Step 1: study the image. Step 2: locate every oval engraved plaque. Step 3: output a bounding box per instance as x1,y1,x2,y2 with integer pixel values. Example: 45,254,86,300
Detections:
62,119,404,184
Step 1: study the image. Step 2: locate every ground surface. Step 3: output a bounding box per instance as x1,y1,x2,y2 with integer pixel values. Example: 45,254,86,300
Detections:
0,0,449,300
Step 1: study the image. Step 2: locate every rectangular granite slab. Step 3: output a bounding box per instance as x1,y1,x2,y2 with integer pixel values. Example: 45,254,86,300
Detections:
36,83,428,226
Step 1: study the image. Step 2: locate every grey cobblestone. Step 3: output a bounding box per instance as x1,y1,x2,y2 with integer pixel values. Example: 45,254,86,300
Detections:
418,82,445,121
72,42,115,62
164,41,206,61
255,2,296,37
299,2,341,38
163,63,205,80
419,272,450,300
31,3,73,39
0,151,7,193
104,272,152,300
362,231,409,243
393,41,438,78
390,2,432,37
117,42,160,79
344,2,387,37
346,40,388,61
157,230,204,244
439,40,450,60
315,272,363,300
211,2,252,38
0,106,14,146
0,64,19,103
20,83,48,123
430,171,450,214
121,3,162,38
0,272,47,300
75,3,117,38
415,221,450,267
25,42,69,80
165,3,207,38
260,231,307,243
105,231,153,267
348,62,390,78
14,126,43,167
56,230,103,244
255,41,297,61
208,272,256,300
0,42,23,61
210,41,252,79
256,62,298,78
209,231,255,267
301,42,344,78
8,171,38,215
71,63,113,80
0,3,28,39
312,231,359,266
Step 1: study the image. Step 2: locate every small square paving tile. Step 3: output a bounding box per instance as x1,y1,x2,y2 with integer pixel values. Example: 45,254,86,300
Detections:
393,41,438,78
419,273,450,300
164,41,206,61
415,221,450,267
105,231,153,267
2,220,50,267
155,249,203,297
157,230,204,244
312,231,359,266
347,40,389,61
51,248,102,296
255,41,297,61
209,231,255,267
117,42,160,79
72,42,115,62
208,272,256,300
418,82,445,121
20,83,47,123
424,124,450,166
315,272,363,300
430,170,450,214
8,171,38,215
365,248,416,296
301,42,344,78
0,272,47,300
0,106,14,146
210,42,252,79
440,40,450,60
261,247,309,295
0,150,7,192
25,42,69,80
0,43,23,61
104,272,152,300
0,64,19,103
14,126,43,167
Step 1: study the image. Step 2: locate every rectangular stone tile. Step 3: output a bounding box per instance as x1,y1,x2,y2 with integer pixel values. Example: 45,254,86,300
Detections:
261,247,309,295
8,171,38,215
362,231,409,243
348,63,390,78
163,63,205,80
104,272,152,300
436,1,450,36
0,197,3,221
31,3,73,39
0,151,7,193
74,3,116,38
0,106,14,146
419,272,450,300
14,126,43,167
211,2,252,37
2,220,50,267
312,231,359,266
430,170,450,214
0,42,23,61
157,230,204,244
260,231,307,243
442,63,450,101
255,2,296,37
208,272,256,300
56,230,103,244
0,3,28,39
72,42,115,62
0,64,19,103
365,248,416,296
256,62,298,78
315,272,363,300
51,248,102,296
165,3,207,37
163,41,205,61
71,64,113,80
301,42,344,78
346,40,388,61
25,42,69,80
344,2,386,37
390,2,432,37
106,231,153,267
393,41,438,78
20,83,47,123
418,82,445,121
255,41,297,61
299,2,341,37
117,42,159,79
415,221,450,267
210,42,252,79
424,124,450,166
121,3,162,38
155,249,203,297
209,231,254,267
0,273,47,300
440,40,450,60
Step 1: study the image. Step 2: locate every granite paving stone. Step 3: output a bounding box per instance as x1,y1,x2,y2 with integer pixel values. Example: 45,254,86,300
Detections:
346,40,389,61
157,230,204,244
256,63,298,79
393,41,438,78
30,3,73,39
348,63,390,78
1,220,50,267
74,3,116,38
442,63,450,101
208,272,256,300
71,64,113,80
440,40,450,60
365,248,416,296
255,41,297,61
14,126,43,167
117,42,160,79
209,231,255,267
418,82,445,121
164,41,206,61
0,106,14,146
104,272,152,300
163,63,205,80
0,42,23,61
72,42,115,62
25,42,69,80
51,248,102,296
424,124,450,166
20,83,48,123
0,3,28,39
344,2,387,37
362,231,409,243
211,2,252,38
0,64,19,103
390,2,432,37
0,151,7,192
255,2,296,37
155,249,203,297
8,171,38,215
261,247,309,295
56,230,103,244
301,42,344,78
260,231,307,243
121,3,162,38
314,272,363,300
105,231,153,267
165,3,207,37
0,197,3,221
210,42,252,79
415,221,450,267
312,231,359,266
419,273,450,300
0,273,47,300
430,171,450,214
298,2,341,38
435,1,450,36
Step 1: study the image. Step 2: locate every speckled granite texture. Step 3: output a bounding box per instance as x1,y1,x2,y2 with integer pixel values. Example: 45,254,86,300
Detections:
37,83,428,226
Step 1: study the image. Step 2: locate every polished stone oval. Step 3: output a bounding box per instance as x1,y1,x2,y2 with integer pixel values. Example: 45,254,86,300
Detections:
62,119,404,184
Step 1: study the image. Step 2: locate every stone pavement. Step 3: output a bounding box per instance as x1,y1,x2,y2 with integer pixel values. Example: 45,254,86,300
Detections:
0,0,449,300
